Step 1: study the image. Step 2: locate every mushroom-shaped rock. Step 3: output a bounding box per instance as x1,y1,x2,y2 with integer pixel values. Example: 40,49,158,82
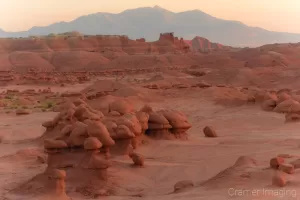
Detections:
203,126,217,138
67,122,88,146
86,120,115,146
109,99,134,115
273,99,300,113
261,99,277,111
272,172,287,187
84,137,103,150
129,152,144,167
279,163,294,174
16,109,30,115
174,180,194,192
44,139,68,149
270,157,285,169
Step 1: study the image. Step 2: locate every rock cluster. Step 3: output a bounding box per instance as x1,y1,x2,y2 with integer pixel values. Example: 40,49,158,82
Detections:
36,97,192,197
269,155,300,187
257,90,300,122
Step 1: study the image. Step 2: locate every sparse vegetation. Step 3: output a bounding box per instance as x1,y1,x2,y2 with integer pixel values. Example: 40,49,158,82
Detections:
39,100,56,109
4,95,14,100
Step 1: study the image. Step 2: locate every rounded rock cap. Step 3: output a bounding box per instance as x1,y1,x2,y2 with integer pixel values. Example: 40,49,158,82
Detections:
52,169,67,180
84,137,103,150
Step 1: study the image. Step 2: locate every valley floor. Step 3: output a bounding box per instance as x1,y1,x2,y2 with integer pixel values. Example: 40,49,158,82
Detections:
1,86,300,200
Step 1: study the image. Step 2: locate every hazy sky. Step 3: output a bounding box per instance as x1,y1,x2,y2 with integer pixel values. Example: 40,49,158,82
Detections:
1,0,300,33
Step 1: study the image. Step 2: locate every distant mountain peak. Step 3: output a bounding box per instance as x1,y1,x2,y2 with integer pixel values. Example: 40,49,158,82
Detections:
153,5,164,10
153,5,173,13
0,6,300,46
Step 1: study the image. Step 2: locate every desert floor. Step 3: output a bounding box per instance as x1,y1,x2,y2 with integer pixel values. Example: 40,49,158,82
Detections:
0,80,299,200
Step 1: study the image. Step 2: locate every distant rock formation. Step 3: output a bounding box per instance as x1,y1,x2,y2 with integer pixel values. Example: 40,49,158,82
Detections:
0,33,190,54
185,36,231,52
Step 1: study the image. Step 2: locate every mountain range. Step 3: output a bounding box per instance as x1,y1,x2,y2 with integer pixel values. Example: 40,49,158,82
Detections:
1,6,300,47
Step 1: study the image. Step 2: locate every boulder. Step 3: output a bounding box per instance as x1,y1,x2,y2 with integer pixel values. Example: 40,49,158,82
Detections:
270,157,285,169
129,152,144,167
203,126,217,138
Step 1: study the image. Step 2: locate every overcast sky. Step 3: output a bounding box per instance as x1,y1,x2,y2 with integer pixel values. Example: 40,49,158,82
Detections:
1,0,300,33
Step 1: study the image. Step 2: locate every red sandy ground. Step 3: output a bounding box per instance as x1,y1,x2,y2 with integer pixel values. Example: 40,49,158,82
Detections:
1,36,300,200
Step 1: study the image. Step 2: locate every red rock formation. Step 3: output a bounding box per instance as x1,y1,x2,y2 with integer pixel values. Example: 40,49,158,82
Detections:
188,36,231,52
